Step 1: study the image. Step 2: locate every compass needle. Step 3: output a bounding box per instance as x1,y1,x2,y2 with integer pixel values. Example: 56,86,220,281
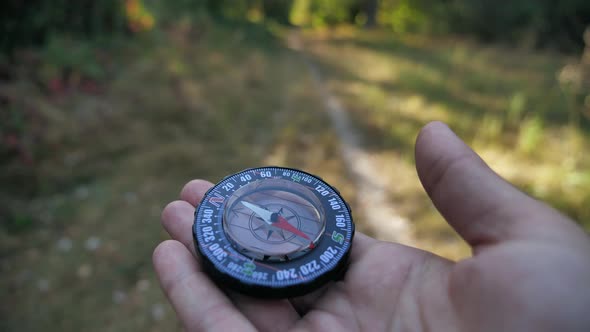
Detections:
273,215,310,240
241,201,273,224
193,167,354,298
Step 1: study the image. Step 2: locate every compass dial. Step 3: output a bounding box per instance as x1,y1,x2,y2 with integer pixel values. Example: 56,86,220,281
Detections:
223,178,325,261
193,167,354,298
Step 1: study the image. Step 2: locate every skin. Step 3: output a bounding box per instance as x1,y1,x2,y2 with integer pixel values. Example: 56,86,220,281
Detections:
153,121,590,332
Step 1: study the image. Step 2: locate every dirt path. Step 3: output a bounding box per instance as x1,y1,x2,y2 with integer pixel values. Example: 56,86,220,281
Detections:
288,33,414,245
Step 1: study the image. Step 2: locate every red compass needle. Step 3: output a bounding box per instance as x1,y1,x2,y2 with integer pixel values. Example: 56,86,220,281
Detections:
240,201,313,245
274,215,310,240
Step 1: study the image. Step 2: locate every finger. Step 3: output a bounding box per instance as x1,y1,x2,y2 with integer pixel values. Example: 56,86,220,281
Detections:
161,180,214,254
289,284,330,316
162,200,197,254
153,240,256,332
228,292,300,331
349,231,379,261
162,203,301,330
415,121,578,248
289,231,378,314
167,180,301,329
180,179,214,206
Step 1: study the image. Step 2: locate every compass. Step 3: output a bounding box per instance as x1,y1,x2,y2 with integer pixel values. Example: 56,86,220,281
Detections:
193,166,354,298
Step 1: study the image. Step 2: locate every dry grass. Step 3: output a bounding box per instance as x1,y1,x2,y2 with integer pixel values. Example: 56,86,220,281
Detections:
0,22,335,331
304,27,590,258
2,23,589,331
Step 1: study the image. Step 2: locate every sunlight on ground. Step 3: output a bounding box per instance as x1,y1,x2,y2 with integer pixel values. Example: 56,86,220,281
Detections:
1,23,319,332
304,28,590,259
2,23,589,332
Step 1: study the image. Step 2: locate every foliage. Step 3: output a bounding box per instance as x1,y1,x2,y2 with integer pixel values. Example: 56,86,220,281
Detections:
294,0,590,51
1,4,590,330
0,0,128,55
200,0,292,24
378,0,441,33
447,0,590,50
42,37,106,81
371,0,590,51
3,1,589,54
307,0,358,27
517,116,544,154
125,0,155,32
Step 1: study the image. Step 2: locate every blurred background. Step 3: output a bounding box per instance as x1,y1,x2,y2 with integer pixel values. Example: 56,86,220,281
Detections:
1,0,589,330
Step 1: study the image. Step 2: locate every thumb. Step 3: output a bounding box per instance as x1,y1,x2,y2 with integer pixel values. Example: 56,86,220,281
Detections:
414,121,585,249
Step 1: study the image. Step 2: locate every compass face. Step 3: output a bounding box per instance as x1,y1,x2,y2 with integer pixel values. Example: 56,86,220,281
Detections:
193,167,354,298
223,179,326,261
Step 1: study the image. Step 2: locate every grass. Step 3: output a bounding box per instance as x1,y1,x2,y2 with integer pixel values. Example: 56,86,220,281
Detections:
303,27,590,255
0,21,324,331
1,22,589,331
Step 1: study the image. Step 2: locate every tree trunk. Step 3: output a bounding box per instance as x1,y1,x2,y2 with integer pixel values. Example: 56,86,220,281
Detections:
364,0,378,28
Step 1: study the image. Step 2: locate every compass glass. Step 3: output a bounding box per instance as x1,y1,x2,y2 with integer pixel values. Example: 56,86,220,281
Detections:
223,179,326,261
193,167,354,298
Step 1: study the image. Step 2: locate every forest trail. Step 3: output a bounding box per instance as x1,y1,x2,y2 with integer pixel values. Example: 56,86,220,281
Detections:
288,32,414,245
8,20,583,331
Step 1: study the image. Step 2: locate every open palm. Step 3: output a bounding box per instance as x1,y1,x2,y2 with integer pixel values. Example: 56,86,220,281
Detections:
153,122,590,332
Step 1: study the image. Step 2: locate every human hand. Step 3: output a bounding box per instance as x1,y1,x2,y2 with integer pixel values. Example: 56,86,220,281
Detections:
153,122,590,332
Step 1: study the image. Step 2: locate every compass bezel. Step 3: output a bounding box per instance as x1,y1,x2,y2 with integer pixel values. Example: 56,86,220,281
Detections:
193,166,354,298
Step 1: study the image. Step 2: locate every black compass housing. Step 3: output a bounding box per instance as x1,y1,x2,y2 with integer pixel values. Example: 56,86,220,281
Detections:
192,167,355,298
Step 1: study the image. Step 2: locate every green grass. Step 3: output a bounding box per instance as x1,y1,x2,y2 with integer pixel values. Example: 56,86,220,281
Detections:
304,27,590,255
0,21,331,331
2,22,589,331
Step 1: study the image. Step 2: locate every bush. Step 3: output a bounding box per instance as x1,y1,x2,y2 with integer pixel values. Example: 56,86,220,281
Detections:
0,0,128,56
